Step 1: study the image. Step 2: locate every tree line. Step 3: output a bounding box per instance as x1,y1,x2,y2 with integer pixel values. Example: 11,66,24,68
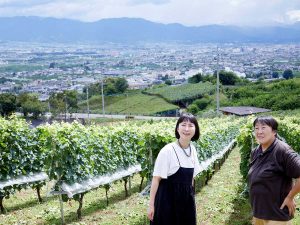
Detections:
0,77,128,118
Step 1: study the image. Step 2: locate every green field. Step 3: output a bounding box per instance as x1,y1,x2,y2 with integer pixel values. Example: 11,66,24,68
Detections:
144,82,215,102
78,93,179,115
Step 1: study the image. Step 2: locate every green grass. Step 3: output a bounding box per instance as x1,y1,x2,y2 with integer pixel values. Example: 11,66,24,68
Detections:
88,117,125,124
0,176,150,225
1,147,299,224
78,93,179,115
144,82,215,102
196,147,252,224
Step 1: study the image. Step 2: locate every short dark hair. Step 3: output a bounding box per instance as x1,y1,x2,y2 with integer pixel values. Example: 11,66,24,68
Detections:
175,113,200,141
253,116,278,131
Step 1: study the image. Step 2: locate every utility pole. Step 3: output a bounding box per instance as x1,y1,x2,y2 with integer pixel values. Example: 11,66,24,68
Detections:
64,94,67,122
216,47,220,114
101,78,105,116
48,101,51,114
126,93,128,113
86,86,90,121
47,101,51,120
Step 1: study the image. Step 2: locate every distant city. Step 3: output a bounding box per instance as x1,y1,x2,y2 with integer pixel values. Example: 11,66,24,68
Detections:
0,41,299,101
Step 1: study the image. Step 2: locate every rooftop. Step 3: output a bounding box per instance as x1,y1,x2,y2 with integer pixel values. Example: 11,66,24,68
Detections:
219,106,271,116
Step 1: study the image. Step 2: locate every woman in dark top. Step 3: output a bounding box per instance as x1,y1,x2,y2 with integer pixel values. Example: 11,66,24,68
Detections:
248,116,300,225
147,113,201,225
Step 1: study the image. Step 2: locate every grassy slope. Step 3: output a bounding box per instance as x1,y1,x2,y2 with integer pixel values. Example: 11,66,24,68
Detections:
1,148,299,224
78,93,179,115
144,82,215,102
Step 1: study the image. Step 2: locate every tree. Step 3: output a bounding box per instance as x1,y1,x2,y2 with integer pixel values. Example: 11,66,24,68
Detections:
114,78,129,93
161,75,169,81
17,93,46,118
49,90,78,117
188,73,202,83
202,74,216,84
165,79,172,85
187,104,199,114
49,93,65,116
84,77,129,97
218,71,239,85
193,98,211,110
83,83,100,97
105,82,117,95
272,71,279,78
22,100,46,118
0,93,17,116
64,90,78,113
283,69,294,80
49,62,56,69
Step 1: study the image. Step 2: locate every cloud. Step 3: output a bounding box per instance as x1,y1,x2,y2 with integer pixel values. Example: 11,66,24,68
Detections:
0,0,299,26
0,0,53,7
287,10,300,22
128,0,170,5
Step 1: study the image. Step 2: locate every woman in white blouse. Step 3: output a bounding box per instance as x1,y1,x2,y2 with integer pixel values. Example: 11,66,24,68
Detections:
148,113,201,225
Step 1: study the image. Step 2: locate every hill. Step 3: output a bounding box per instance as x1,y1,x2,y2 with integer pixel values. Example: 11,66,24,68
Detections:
78,92,179,116
144,82,215,105
0,16,300,43
222,78,300,110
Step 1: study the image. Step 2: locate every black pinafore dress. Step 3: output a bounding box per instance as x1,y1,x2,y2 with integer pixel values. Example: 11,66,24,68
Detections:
151,146,196,225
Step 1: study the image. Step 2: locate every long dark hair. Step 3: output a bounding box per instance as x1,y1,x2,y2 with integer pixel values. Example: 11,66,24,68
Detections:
175,113,200,141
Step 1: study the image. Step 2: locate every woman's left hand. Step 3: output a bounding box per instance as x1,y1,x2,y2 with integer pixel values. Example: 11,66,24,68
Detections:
280,196,296,216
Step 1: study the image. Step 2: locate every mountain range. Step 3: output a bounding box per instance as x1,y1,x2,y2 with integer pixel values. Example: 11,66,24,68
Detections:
0,16,300,43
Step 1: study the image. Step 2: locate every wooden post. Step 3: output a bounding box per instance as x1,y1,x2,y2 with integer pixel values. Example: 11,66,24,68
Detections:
205,170,210,185
36,186,43,203
128,176,131,196
139,176,144,192
0,196,5,214
77,193,84,220
148,147,153,182
58,193,65,225
124,177,128,197
105,186,109,206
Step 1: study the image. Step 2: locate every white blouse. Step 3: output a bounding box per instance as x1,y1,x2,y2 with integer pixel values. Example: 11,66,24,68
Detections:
152,142,201,179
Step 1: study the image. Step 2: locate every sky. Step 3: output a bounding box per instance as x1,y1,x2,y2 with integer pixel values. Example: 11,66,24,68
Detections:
0,0,300,27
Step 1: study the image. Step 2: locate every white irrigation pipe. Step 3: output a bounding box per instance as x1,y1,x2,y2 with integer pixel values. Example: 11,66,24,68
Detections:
198,139,236,172
0,172,48,189
50,164,142,198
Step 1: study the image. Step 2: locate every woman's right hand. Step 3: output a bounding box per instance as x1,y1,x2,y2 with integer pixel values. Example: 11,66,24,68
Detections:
147,205,154,221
